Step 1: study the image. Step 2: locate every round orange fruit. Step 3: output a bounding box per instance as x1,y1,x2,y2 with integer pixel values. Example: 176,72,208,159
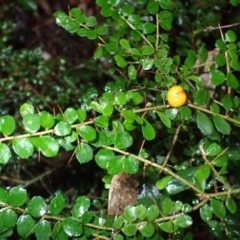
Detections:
167,85,187,107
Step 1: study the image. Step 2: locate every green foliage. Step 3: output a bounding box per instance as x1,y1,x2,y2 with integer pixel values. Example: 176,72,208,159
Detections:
1,0,240,239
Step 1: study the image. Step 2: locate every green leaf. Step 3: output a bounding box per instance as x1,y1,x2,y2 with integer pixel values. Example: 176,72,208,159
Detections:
52,222,68,239
94,115,109,128
213,115,231,135
17,215,36,238
210,69,225,86
225,30,237,42
141,45,154,55
142,58,154,70
0,209,17,234
206,143,222,156
12,138,34,159
7,186,27,207
194,164,210,183
119,39,131,50
123,155,139,174
156,176,172,190
146,205,159,221
135,205,147,220
200,204,212,222
122,110,136,123
95,149,115,169
226,197,237,214
49,194,66,216
76,142,93,164
114,92,127,105
159,0,174,10
210,199,226,219
54,122,71,136
86,16,97,27
64,108,78,124
39,136,59,157
28,196,47,217
0,143,12,164
222,94,233,110
162,197,172,216
173,215,193,228
22,114,41,133
159,221,178,233
196,112,214,135
128,65,137,80
107,155,124,175
78,125,96,141
20,103,34,117
62,217,83,237
72,196,90,218
147,1,159,14
142,119,156,141
193,89,210,106
226,73,239,89
0,115,16,135
77,109,87,122
114,55,128,68
159,11,173,31
40,111,55,129
113,216,124,230
138,223,154,237
122,223,136,236
156,111,171,128
114,131,133,149
142,22,155,34
35,220,51,240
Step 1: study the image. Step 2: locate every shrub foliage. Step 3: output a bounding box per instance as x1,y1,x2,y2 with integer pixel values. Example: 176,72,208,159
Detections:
1,0,240,239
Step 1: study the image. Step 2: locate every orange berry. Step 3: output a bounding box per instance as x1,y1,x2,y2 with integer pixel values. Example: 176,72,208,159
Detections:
167,85,187,107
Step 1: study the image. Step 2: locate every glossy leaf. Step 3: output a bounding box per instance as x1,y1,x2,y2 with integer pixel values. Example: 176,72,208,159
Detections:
210,69,225,86
95,149,115,169
114,131,133,149
17,215,36,238
62,217,83,237
210,199,226,219
135,205,147,220
146,205,159,221
20,103,34,117
39,136,59,157
138,223,154,237
94,115,109,128
64,108,78,124
196,112,213,135
162,197,172,216
225,30,237,42
77,109,87,122
142,119,156,141
122,223,136,236
128,64,137,80
7,187,27,207
206,143,222,156
173,215,193,228
78,125,97,141
0,143,12,164
28,196,47,217
156,176,172,190
0,209,17,234
213,115,231,135
159,221,178,233
40,111,55,129
12,138,34,159
200,204,212,222
0,115,16,136
123,155,139,174
49,194,66,216
76,142,93,164
72,196,90,218
54,121,71,136
156,111,171,128
227,73,238,89
226,197,237,214
35,220,51,240
22,114,41,133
